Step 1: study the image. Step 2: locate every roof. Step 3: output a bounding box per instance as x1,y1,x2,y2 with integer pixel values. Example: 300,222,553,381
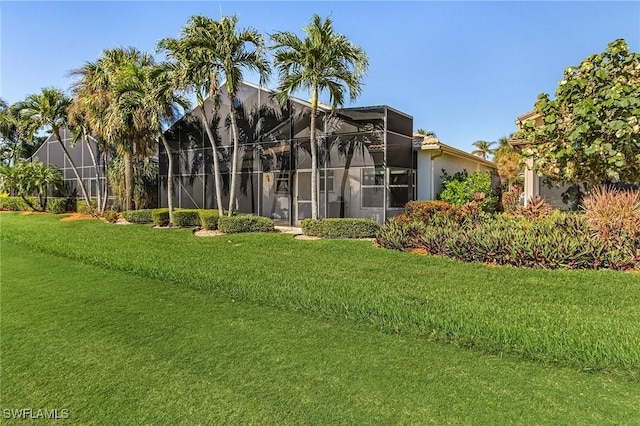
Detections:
413,134,496,168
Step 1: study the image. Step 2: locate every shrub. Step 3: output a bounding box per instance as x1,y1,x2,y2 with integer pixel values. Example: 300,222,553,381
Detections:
152,208,170,227
439,171,497,212
198,209,221,230
218,215,275,234
582,186,640,244
173,209,200,227
103,210,119,223
301,218,381,239
377,212,638,271
0,196,30,211
404,200,461,225
77,199,98,215
501,190,521,215
122,209,153,224
46,197,70,214
515,195,553,220
375,217,425,250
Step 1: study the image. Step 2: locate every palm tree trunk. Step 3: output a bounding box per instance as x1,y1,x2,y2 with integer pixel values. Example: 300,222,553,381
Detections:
101,153,109,213
123,151,133,211
53,126,91,208
160,133,175,226
227,94,240,216
201,108,224,216
310,89,318,220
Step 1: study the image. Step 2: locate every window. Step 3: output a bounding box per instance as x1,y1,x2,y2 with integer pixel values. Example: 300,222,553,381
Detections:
389,169,411,208
320,170,334,192
362,167,384,208
276,173,289,193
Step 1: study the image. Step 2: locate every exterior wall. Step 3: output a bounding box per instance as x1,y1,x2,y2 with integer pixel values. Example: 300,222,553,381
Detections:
30,127,109,200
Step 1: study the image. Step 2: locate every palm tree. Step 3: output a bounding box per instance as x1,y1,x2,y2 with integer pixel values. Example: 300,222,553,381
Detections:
158,16,226,216
215,14,270,216
271,14,368,220
140,63,191,225
16,88,91,205
416,128,437,137
471,140,495,160
70,47,155,211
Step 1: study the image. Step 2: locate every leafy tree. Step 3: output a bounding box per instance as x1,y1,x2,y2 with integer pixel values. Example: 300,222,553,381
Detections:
492,136,523,189
158,16,226,216
439,171,497,212
471,140,495,160
518,39,640,186
416,128,437,137
0,161,63,211
215,14,270,216
15,88,91,205
271,14,368,219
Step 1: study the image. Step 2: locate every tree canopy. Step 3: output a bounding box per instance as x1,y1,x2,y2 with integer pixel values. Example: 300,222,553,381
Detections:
518,39,640,186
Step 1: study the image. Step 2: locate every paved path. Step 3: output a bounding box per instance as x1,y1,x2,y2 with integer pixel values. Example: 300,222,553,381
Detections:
275,226,303,235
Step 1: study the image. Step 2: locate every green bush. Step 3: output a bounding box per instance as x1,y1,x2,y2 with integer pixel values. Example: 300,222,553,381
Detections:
404,200,461,225
301,218,381,238
77,199,98,215
103,210,119,223
122,209,153,224
0,196,30,211
377,213,638,271
152,208,170,227
439,171,497,212
173,209,200,227
46,197,70,214
198,209,221,230
218,215,275,234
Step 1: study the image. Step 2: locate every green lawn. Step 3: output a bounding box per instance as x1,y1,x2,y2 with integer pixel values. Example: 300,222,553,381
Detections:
2,240,640,424
2,213,639,376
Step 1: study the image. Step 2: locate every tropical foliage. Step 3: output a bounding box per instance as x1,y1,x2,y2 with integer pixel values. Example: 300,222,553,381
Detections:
518,39,640,186
0,160,63,211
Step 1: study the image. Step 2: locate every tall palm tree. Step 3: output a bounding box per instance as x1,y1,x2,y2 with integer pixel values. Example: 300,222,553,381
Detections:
139,63,191,225
16,88,91,205
158,16,226,216
271,14,368,219
70,47,155,211
471,140,495,160
215,14,270,216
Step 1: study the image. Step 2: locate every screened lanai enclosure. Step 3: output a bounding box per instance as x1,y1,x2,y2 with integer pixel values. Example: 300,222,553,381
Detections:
159,82,415,225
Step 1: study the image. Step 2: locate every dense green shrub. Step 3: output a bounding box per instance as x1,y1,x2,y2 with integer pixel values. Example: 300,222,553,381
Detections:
103,210,119,223
77,199,98,215
122,209,153,224
440,171,497,212
46,197,70,214
377,213,638,271
152,208,170,227
198,209,221,230
173,209,200,227
301,218,381,238
405,200,461,225
218,215,275,233
0,196,31,211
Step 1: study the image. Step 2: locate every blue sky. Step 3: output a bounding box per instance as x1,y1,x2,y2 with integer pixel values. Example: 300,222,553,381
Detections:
2,1,639,153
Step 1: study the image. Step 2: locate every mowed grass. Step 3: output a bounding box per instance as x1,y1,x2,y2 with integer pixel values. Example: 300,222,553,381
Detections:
2,241,640,424
1,213,640,378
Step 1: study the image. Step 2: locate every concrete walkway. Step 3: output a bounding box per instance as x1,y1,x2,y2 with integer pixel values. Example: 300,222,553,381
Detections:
275,226,303,235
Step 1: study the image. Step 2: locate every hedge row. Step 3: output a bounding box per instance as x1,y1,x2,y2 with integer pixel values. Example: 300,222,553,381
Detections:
123,209,153,224
218,215,275,234
0,196,74,213
301,218,381,238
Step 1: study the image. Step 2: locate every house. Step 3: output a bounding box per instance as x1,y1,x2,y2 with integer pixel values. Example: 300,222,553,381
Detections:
30,81,499,222
160,81,415,225
413,134,496,200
